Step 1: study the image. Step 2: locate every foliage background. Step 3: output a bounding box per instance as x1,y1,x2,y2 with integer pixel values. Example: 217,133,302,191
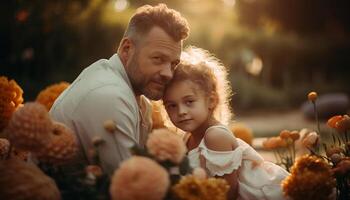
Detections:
1,0,350,114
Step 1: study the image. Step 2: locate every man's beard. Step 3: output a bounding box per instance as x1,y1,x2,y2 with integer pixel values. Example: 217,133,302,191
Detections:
127,56,164,100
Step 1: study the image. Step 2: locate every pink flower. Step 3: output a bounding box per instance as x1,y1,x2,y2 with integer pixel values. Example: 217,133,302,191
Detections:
146,128,187,164
110,156,169,200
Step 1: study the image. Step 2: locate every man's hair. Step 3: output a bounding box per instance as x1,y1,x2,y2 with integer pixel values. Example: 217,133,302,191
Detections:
124,4,189,42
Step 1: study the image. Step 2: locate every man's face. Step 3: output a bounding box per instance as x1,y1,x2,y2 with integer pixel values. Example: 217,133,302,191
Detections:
126,26,182,100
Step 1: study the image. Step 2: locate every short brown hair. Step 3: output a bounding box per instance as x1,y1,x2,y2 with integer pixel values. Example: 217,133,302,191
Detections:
124,4,189,42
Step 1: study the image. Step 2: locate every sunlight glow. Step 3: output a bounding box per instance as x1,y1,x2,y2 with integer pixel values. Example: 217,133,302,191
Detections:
245,57,263,76
114,0,128,12
222,0,236,7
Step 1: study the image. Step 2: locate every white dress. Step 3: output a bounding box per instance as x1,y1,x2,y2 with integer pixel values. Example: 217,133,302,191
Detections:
187,125,290,200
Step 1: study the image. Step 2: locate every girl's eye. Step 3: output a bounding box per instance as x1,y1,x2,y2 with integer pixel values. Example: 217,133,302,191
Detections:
186,100,194,105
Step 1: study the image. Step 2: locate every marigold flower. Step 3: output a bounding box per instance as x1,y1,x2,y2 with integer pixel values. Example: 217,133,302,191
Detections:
85,165,103,178
9,147,29,161
0,159,60,200
282,155,336,200
0,138,10,160
35,122,77,165
330,153,342,164
307,91,318,102
104,120,117,133
279,129,291,139
5,102,53,151
335,115,350,132
326,147,344,157
332,159,350,176
36,81,69,111
276,137,288,148
327,115,343,129
301,131,319,148
192,167,207,180
0,76,23,131
290,131,300,141
230,122,254,146
110,156,169,200
146,128,187,164
172,175,229,200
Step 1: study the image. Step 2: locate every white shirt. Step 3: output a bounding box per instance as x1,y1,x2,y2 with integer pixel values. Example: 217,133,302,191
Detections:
50,54,152,175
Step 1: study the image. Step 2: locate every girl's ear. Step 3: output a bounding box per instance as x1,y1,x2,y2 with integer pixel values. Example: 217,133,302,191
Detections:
208,92,219,110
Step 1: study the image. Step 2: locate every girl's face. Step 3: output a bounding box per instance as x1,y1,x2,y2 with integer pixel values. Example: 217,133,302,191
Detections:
163,80,211,133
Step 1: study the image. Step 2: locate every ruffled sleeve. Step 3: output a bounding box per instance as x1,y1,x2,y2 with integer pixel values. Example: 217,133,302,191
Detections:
198,141,247,176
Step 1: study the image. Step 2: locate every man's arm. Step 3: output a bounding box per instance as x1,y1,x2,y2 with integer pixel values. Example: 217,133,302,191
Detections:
72,85,139,175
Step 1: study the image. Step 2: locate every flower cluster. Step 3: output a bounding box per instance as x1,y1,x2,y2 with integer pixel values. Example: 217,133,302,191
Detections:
281,91,350,200
282,155,336,200
0,76,23,132
35,81,69,111
172,175,229,200
3,102,78,165
0,159,61,200
262,129,300,171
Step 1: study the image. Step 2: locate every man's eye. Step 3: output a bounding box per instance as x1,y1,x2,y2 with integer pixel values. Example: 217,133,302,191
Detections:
153,57,163,63
166,104,176,109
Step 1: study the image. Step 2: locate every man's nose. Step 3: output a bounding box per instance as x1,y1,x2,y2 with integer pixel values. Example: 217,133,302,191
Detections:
159,64,173,82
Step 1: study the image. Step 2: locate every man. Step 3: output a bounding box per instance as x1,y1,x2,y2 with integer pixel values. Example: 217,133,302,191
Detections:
50,4,189,175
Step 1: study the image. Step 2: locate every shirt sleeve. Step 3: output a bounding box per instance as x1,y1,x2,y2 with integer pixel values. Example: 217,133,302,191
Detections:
72,84,139,175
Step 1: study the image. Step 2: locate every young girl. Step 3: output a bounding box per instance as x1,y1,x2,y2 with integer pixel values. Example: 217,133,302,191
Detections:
162,47,289,200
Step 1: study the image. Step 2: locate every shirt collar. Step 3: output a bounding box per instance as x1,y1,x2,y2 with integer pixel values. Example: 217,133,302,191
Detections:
108,53,133,91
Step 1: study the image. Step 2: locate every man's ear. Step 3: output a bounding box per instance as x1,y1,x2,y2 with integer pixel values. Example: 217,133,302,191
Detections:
208,92,219,110
118,38,134,64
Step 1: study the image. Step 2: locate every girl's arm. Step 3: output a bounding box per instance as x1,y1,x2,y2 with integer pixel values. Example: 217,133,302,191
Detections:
204,129,239,199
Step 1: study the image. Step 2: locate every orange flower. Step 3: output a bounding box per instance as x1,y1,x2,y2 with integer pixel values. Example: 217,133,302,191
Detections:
0,159,60,200
0,76,23,131
307,91,318,102
279,130,291,140
327,115,343,129
36,81,69,111
332,159,350,176
35,122,78,165
290,131,300,141
146,128,187,164
335,115,350,132
282,155,335,200
230,123,254,146
5,102,53,151
85,165,103,178
110,156,169,200
0,138,10,160
103,120,117,133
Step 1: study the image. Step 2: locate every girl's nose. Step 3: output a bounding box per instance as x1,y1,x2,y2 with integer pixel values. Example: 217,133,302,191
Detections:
178,104,188,116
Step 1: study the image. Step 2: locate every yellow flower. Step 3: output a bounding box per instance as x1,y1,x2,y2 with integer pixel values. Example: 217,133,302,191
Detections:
307,91,318,102
172,175,229,200
36,81,69,111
